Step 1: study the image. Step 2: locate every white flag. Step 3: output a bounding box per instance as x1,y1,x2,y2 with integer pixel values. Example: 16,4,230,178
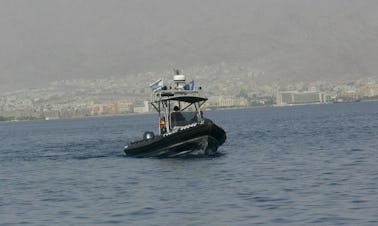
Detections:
149,79,163,91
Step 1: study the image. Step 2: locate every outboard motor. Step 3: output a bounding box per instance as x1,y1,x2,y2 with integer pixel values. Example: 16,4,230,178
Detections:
143,131,155,140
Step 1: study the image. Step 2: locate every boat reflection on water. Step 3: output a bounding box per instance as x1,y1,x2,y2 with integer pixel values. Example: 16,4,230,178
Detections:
123,71,226,158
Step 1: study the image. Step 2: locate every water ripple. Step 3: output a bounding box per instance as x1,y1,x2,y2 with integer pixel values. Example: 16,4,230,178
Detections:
1,102,378,225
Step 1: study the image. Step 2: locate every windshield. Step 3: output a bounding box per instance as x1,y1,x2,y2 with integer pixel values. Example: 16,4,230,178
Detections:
170,111,198,127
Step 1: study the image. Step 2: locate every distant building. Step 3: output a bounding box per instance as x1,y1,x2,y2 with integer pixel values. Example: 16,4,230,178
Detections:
102,102,118,115
337,90,360,102
133,101,149,113
217,96,234,107
207,96,248,108
43,110,60,119
358,84,378,97
90,102,118,115
276,91,325,105
117,101,133,113
91,105,101,115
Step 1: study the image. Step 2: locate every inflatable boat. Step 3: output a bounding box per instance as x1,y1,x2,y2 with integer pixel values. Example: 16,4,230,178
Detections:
123,71,226,157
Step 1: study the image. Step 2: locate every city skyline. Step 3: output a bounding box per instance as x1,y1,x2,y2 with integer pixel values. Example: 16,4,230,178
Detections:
1,65,377,121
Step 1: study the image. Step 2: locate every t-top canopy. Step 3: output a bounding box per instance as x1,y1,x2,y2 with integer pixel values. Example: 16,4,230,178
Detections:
161,95,208,103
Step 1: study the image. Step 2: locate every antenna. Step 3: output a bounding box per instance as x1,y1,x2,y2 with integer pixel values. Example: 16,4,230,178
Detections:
174,69,180,75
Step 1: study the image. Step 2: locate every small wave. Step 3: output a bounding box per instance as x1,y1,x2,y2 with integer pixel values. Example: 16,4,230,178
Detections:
129,207,156,216
349,148,364,152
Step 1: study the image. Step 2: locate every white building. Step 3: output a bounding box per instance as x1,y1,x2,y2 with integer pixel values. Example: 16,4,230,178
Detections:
276,91,325,105
133,100,149,113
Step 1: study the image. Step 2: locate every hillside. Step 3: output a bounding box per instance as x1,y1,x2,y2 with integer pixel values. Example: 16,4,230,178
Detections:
1,0,378,93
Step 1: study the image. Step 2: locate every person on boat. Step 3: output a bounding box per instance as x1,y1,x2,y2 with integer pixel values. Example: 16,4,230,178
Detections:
160,116,166,134
171,106,186,127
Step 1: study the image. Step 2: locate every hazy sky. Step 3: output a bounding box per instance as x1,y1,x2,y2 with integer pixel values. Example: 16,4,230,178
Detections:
1,0,378,93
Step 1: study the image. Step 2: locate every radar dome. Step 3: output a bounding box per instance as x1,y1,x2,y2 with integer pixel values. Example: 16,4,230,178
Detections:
173,75,186,82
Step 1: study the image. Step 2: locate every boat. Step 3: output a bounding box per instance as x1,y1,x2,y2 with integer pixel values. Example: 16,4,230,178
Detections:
123,71,226,158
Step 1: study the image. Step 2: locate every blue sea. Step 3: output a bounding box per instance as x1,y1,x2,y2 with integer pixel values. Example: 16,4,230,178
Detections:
1,102,378,225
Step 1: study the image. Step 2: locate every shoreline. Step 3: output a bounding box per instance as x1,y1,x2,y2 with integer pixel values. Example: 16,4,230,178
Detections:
1,99,377,123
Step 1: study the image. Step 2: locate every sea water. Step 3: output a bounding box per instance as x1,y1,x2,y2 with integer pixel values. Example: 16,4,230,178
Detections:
1,102,377,225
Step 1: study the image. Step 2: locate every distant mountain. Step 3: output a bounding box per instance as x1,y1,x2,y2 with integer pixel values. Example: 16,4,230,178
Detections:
1,0,377,93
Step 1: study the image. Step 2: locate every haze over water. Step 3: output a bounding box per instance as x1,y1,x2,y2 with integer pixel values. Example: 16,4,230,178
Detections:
1,102,377,225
